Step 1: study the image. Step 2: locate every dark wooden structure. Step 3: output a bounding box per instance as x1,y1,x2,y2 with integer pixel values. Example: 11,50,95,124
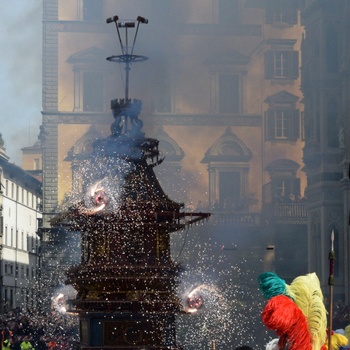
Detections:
55,98,209,349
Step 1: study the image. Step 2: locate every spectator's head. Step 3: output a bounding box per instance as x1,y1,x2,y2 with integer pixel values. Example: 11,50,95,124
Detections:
235,346,254,350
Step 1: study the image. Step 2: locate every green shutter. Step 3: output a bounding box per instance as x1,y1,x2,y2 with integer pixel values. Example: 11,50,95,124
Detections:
291,109,300,140
265,51,274,79
266,110,275,140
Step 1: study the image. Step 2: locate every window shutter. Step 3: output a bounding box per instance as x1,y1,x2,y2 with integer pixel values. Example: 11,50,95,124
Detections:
290,51,299,79
291,109,300,140
266,110,275,140
265,51,274,79
292,178,301,196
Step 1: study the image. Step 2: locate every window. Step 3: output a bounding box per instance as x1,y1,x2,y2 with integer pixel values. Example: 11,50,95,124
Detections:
265,7,298,26
265,40,299,81
219,172,241,210
83,72,103,111
67,47,108,112
34,158,40,170
275,111,288,138
265,50,299,80
265,91,300,142
83,0,103,21
274,178,299,199
266,109,299,140
201,127,253,210
4,226,7,246
219,74,240,114
5,180,8,196
265,159,301,204
5,263,13,276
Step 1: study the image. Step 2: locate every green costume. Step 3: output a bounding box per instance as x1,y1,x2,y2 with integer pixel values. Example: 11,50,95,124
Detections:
2,339,11,350
20,340,33,350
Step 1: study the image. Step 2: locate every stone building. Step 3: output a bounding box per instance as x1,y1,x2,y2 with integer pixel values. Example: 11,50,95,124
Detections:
0,137,42,312
35,1,312,346
21,136,43,183
301,0,350,305
40,0,307,283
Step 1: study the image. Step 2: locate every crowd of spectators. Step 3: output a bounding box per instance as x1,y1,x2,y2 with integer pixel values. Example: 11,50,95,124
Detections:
0,307,78,349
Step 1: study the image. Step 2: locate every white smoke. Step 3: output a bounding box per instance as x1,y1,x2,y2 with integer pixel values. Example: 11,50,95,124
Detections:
0,1,42,164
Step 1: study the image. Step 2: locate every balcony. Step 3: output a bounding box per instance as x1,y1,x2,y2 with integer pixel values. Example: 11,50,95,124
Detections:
270,202,307,225
209,202,307,227
211,210,261,226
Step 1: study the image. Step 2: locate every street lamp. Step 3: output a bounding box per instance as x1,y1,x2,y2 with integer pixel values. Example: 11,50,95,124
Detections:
106,15,149,100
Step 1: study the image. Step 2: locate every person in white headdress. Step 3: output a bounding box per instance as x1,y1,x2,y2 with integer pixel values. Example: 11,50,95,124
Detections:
265,338,279,350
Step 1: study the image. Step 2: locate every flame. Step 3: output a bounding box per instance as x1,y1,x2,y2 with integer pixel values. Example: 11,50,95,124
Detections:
88,181,108,212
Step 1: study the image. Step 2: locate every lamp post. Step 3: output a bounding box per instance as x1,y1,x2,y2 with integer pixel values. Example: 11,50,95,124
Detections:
106,15,149,101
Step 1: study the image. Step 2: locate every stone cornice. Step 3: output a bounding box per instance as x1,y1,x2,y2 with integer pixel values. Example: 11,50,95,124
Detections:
144,113,261,127
172,23,262,37
42,111,261,127
43,20,113,34
43,20,261,37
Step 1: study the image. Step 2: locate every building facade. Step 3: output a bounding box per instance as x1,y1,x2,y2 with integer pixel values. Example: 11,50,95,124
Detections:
0,140,42,312
40,0,307,279
36,0,313,346
301,0,350,305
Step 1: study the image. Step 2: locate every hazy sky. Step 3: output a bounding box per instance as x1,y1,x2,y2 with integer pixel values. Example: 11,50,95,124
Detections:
0,1,42,165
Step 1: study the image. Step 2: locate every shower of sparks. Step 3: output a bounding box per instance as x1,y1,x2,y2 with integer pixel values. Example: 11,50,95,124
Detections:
172,226,269,349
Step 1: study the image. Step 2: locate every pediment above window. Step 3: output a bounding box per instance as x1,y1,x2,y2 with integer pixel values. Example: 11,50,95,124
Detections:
66,46,109,65
65,125,102,161
265,90,299,107
201,127,252,163
266,158,300,174
154,126,185,162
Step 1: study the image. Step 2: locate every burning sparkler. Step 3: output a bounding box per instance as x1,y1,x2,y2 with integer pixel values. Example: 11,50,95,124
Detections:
187,292,203,312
